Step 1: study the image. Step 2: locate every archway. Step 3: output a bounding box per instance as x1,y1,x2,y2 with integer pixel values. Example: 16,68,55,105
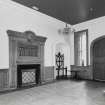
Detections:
91,36,105,81
55,43,70,78
55,43,70,68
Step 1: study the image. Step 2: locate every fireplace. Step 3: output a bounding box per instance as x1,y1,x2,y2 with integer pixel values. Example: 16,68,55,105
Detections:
7,30,47,88
17,64,40,88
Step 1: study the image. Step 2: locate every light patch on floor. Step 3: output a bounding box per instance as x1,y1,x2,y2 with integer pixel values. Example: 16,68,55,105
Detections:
0,80,105,105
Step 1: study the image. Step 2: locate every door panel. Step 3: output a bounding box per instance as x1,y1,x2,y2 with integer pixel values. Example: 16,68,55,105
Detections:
93,38,105,80
94,63,105,80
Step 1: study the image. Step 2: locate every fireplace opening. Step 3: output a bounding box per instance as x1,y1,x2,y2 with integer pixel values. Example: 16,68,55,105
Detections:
17,64,40,88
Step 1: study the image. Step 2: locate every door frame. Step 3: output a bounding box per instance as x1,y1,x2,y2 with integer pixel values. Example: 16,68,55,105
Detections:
90,35,105,81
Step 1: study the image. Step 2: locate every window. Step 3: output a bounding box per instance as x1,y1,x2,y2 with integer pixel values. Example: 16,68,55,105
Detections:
74,30,88,66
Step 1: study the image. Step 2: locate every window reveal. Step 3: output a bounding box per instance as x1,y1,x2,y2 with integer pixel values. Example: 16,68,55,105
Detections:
18,45,39,57
74,30,88,66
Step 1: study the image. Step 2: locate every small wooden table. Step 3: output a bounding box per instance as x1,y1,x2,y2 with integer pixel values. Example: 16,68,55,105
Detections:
71,65,87,79
71,70,81,79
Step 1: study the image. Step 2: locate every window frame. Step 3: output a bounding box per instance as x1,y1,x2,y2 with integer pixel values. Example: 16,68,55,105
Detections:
74,29,88,66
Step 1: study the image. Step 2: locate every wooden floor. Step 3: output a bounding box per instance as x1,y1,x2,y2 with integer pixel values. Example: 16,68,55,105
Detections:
0,80,105,105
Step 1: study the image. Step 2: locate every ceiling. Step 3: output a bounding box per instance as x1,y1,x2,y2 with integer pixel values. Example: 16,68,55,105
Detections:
12,0,105,25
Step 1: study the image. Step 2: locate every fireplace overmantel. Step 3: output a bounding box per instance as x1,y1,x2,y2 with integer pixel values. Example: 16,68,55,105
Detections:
7,30,47,88
7,30,46,43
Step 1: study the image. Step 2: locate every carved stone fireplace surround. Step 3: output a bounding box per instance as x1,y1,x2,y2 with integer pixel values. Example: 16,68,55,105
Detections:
7,30,47,88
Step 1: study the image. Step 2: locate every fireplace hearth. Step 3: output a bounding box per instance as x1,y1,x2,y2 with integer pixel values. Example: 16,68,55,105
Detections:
17,64,40,88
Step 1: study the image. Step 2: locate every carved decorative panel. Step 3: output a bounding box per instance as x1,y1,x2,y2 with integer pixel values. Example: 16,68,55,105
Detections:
18,44,39,57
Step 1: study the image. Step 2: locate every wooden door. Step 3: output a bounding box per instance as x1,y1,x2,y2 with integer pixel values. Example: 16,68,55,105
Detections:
93,38,105,81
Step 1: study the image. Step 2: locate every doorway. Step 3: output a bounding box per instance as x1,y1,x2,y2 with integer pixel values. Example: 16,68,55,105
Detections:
93,37,105,81
55,43,70,78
